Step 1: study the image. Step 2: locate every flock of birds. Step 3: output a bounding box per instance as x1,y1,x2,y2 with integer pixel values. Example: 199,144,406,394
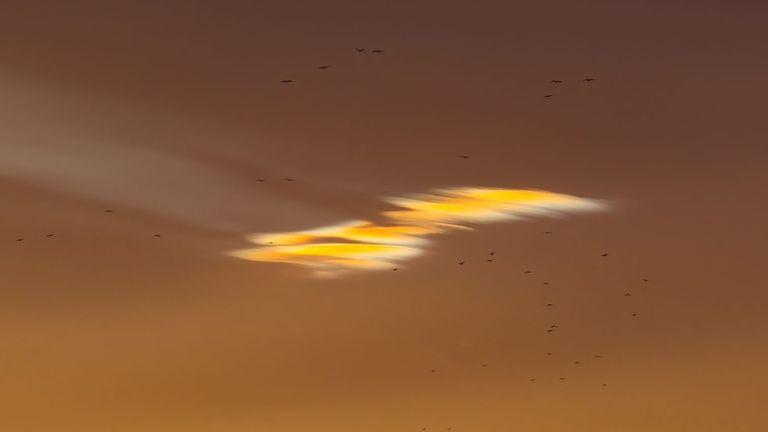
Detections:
280,47,385,83
407,242,647,387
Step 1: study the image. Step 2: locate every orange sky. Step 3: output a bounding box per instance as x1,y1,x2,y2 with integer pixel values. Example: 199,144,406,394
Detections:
1,1,767,431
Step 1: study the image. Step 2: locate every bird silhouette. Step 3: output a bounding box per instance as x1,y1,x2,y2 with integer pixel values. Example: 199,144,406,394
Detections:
458,155,470,159
46,234,54,238
486,259,494,262
153,234,161,238
545,352,552,356
583,78,596,82
545,303,553,307
544,94,554,98
480,364,488,367
458,261,465,265
256,178,265,182
355,48,365,53
543,231,553,234
559,377,566,381
104,209,113,213
593,355,603,359
318,65,331,70
371,49,384,53
550,80,563,83
602,383,608,387
431,369,438,373
524,270,532,274
574,361,581,365
489,251,495,255
529,378,536,382
601,253,609,257
543,282,550,285
547,329,554,333
283,178,294,181
642,278,649,282
280,80,294,83
632,313,639,317
625,293,632,297
15,238,23,242
392,268,398,271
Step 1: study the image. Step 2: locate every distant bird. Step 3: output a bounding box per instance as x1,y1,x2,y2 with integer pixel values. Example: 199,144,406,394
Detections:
489,251,495,256
104,209,113,213
15,238,23,242
543,231,552,234
543,94,554,98
550,324,558,328
574,361,581,365
546,329,554,333
602,383,607,387
318,65,331,70
545,303,553,307
153,234,161,238
601,253,609,257
529,378,536,382
486,259,494,262
641,278,649,282
268,241,274,245
583,78,596,82
280,80,294,83
480,364,488,367
524,270,532,274
543,282,550,285
632,313,639,317
550,80,563,84
283,178,294,181
545,352,552,356
371,49,384,53
46,234,54,238
355,48,365,53
431,369,438,373
458,261,465,265
392,268,399,271
256,178,266,182
593,355,603,359
559,377,566,381
625,293,632,297
458,155,470,159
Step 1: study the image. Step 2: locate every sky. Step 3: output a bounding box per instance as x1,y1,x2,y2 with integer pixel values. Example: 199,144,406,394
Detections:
1,1,767,431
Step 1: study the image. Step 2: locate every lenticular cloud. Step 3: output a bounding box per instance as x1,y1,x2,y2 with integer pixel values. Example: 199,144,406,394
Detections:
229,188,607,276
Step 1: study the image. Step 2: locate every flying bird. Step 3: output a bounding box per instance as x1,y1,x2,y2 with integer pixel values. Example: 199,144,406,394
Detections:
480,364,488,367
543,94,554,98
486,259,494,262
583,78,596,82
256,179,266,182
543,282,550,285
545,303,553,307
318,65,331,70
280,80,294,83
46,234,55,238
601,253,609,257
458,261,465,265
103,209,113,213
543,231,553,234
524,270,532,274
431,369,438,373
559,377,566,381
392,268,399,271
602,383,608,387
529,378,536,382
458,155,470,159
371,49,384,53
625,293,632,297
550,80,563,83
574,361,581,365
489,251,495,255
642,278,649,282
283,178,294,181
545,352,552,356
15,238,23,242
355,48,365,52
632,313,639,317
153,234,161,238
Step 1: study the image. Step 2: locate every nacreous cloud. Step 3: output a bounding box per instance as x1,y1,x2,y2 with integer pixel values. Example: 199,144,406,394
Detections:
230,188,607,276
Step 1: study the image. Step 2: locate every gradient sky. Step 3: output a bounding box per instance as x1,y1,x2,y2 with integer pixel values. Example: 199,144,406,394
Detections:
1,1,767,431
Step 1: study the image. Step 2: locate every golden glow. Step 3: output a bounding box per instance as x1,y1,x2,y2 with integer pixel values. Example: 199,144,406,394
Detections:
230,187,606,276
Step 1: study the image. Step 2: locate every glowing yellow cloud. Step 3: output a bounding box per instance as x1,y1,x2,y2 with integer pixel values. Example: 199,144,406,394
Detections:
229,188,606,276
